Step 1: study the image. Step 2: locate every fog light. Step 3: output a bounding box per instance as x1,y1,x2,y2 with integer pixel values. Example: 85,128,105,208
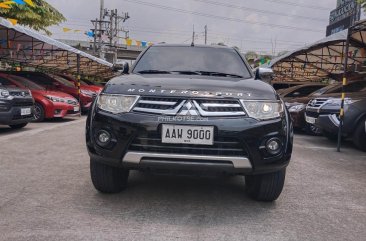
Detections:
266,138,281,155
98,130,111,144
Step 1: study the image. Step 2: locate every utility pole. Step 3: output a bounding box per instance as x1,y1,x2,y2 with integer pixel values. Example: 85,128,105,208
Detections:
204,25,207,45
90,0,130,62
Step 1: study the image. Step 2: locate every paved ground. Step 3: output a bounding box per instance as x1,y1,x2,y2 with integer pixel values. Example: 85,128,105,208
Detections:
0,118,365,241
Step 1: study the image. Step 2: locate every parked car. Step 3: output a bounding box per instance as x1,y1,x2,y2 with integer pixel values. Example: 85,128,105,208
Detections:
272,81,309,91
285,80,366,135
280,83,327,102
86,44,293,201
8,72,97,112
305,91,366,151
57,74,103,94
0,73,80,122
0,76,34,129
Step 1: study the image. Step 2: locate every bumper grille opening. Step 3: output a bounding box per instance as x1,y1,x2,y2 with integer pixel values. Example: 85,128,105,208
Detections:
128,134,248,157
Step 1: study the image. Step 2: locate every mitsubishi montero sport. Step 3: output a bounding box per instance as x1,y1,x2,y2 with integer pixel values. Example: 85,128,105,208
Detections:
86,44,293,201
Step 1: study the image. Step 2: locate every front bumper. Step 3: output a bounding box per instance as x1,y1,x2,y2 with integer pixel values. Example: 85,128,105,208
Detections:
86,106,293,175
0,105,34,125
44,101,80,119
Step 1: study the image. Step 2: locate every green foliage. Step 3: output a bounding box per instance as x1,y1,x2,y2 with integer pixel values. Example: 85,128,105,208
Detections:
0,0,65,35
358,0,366,12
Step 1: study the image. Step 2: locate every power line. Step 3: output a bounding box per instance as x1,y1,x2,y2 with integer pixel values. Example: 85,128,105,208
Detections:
192,0,328,22
262,0,330,11
121,0,324,33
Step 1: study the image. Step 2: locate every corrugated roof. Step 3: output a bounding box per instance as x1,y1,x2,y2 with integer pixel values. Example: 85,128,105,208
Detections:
0,17,114,79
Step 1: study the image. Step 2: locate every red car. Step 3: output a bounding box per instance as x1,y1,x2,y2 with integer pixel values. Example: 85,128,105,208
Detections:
0,73,80,122
9,72,98,112
58,74,103,94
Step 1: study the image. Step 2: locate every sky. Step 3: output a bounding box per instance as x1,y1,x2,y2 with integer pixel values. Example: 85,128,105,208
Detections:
46,0,345,55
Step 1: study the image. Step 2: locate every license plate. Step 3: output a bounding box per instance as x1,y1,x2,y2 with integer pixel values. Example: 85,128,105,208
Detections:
162,124,214,145
305,115,316,124
74,106,80,112
21,108,31,116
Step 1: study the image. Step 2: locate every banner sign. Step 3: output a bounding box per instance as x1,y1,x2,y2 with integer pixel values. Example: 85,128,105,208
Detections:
326,0,360,36
329,0,359,24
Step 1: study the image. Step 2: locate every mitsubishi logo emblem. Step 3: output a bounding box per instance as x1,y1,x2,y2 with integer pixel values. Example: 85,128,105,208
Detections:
178,101,199,116
310,100,317,106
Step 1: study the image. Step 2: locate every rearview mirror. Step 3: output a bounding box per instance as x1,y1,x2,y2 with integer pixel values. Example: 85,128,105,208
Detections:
113,62,130,74
255,67,274,83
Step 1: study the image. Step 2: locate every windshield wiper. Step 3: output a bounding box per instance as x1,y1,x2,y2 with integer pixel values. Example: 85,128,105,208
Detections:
198,71,244,78
136,70,172,74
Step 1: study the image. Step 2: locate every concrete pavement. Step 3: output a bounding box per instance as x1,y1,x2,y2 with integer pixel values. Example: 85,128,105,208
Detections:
0,118,365,241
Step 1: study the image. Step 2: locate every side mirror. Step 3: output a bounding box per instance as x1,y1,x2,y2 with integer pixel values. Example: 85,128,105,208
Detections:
255,67,274,83
113,62,130,74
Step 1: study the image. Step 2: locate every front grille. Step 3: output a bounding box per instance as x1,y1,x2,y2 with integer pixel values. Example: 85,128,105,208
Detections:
307,98,328,109
133,96,246,117
10,91,31,97
128,134,247,157
67,109,79,114
305,111,319,118
13,101,34,107
12,114,33,120
66,99,78,106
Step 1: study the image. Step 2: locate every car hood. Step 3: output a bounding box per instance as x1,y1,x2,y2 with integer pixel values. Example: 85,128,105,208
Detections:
31,90,75,99
104,74,277,100
81,85,103,93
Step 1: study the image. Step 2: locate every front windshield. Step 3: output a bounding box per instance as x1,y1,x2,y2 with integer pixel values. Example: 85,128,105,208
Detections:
310,85,336,96
133,46,252,78
49,74,76,88
10,75,45,90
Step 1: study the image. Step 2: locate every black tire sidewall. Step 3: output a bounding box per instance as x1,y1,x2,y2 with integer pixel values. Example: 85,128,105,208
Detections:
33,102,45,122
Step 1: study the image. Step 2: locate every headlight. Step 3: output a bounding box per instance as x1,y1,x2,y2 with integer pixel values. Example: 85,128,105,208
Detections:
325,98,359,106
0,89,10,98
288,104,305,112
240,100,284,120
97,94,139,113
81,89,96,96
45,95,66,103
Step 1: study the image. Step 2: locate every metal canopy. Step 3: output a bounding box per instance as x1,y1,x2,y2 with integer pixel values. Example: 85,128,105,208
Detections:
0,18,114,79
270,21,366,82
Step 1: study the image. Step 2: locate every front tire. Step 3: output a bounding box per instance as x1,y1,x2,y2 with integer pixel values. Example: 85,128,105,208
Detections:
353,118,366,152
245,169,286,202
33,102,45,122
9,123,28,129
90,159,129,193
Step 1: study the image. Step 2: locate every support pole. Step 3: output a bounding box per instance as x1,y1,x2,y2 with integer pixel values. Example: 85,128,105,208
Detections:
76,54,81,117
337,30,350,152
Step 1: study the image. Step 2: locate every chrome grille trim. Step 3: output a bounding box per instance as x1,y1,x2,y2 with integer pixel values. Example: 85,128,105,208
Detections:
306,98,328,112
193,100,246,117
138,100,177,105
201,103,241,108
132,97,246,117
134,100,186,115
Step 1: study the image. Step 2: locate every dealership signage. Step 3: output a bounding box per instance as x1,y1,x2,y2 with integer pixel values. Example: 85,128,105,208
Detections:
326,0,360,36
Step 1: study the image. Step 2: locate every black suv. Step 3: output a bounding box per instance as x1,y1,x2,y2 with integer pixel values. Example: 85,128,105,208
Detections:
0,77,34,129
86,44,293,201
306,91,366,151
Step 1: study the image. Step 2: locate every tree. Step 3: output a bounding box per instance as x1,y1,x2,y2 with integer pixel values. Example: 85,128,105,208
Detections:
0,0,65,35
358,0,366,12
